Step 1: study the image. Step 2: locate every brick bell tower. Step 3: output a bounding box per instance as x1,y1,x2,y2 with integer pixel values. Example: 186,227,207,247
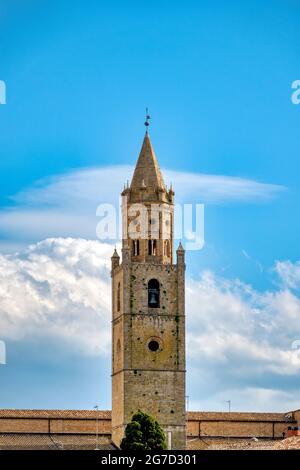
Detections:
111,121,186,449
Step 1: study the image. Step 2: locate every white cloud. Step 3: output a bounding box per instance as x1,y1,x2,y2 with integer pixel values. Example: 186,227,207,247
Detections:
187,271,300,378
0,237,113,356
275,260,300,290
166,169,284,203
0,165,284,249
12,165,284,207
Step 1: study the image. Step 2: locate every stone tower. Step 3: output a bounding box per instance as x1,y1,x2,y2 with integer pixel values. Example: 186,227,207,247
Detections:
111,130,186,449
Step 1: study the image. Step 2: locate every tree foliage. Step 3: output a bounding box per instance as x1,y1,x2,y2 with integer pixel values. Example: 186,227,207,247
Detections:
120,410,167,451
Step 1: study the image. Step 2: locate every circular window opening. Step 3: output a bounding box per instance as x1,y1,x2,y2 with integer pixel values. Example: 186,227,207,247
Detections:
148,340,160,352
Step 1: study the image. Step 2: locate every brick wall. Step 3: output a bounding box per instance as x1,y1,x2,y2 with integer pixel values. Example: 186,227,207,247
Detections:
0,410,111,435
187,411,296,439
0,409,296,441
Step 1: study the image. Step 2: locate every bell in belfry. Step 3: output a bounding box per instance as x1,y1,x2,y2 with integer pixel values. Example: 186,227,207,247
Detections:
149,291,157,305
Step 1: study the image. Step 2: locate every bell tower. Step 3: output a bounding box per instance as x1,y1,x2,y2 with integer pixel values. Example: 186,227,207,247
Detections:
111,125,186,449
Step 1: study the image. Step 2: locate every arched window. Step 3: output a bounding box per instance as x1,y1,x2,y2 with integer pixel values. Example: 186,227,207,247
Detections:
148,240,157,256
164,240,170,257
132,240,140,256
117,282,121,312
148,279,160,308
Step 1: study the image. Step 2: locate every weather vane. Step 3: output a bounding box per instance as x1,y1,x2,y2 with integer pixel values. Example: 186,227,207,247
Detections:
144,107,151,130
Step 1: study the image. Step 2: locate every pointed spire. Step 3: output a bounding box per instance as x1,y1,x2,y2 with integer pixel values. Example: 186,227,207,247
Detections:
111,247,120,271
111,247,120,259
177,241,184,252
130,133,166,191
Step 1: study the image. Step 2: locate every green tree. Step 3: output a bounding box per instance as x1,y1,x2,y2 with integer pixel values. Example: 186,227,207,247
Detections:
120,411,167,451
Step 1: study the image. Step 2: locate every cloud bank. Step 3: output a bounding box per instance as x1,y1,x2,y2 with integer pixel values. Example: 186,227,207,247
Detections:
0,238,112,356
0,237,299,411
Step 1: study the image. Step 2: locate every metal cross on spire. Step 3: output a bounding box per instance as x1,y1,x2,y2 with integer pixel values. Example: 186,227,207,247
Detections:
144,107,151,131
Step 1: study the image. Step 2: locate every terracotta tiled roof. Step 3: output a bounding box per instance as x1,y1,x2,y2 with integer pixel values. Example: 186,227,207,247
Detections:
0,433,115,450
187,437,278,451
0,409,291,422
187,411,289,422
0,409,111,419
188,438,278,451
274,436,300,450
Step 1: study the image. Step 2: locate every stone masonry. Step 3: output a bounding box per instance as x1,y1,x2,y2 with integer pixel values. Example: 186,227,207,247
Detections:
111,132,186,449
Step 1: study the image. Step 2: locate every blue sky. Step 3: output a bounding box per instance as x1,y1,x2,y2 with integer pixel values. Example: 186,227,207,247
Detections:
0,0,300,412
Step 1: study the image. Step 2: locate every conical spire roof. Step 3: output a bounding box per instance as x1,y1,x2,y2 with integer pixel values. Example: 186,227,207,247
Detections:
130,133,166,191
111,247,120,258
177,241,184,252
